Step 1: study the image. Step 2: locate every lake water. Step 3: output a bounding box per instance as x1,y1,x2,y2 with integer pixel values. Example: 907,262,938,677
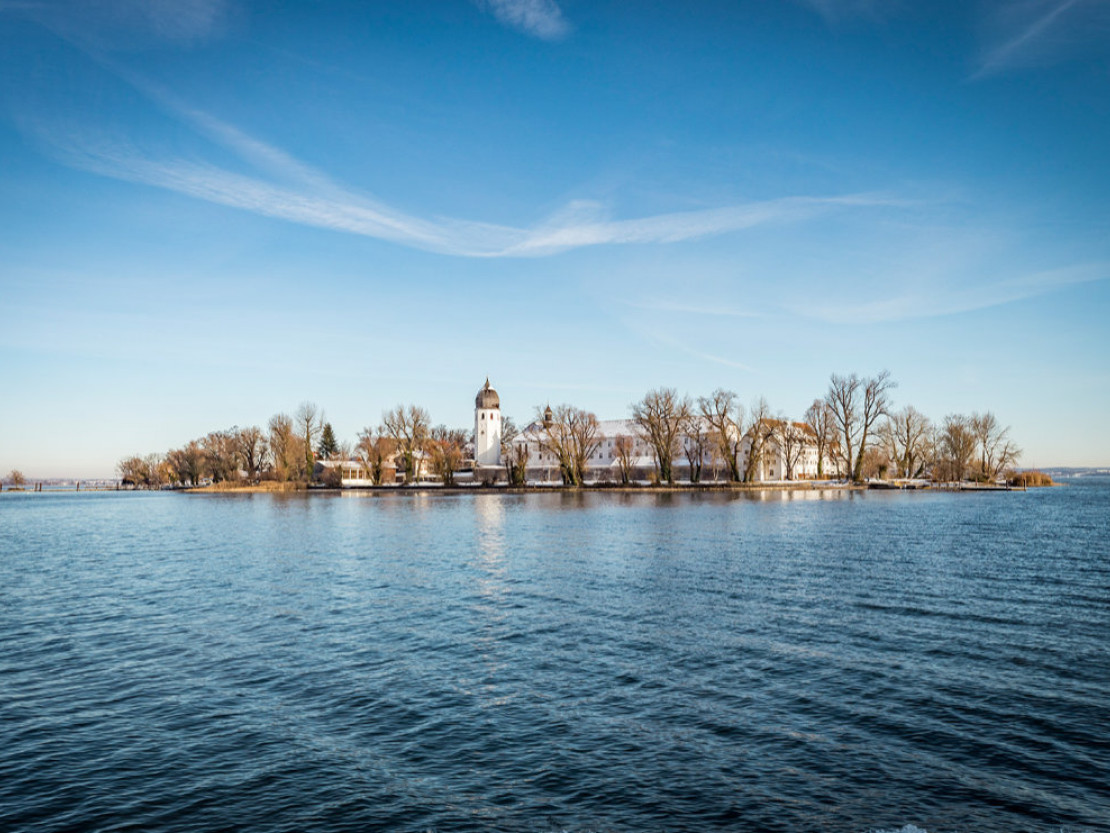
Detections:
2,483,1107,832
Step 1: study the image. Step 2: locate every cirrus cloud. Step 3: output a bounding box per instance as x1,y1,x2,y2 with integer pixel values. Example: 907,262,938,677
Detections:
476,0,570,40
975,0,1110,77
23,89,904,258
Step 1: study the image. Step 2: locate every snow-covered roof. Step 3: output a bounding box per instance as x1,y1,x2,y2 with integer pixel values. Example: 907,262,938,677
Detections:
516,415,718,442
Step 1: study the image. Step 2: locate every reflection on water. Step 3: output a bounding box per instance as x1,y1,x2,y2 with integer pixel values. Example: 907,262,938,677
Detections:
1,484,1107,833
474,493,506,564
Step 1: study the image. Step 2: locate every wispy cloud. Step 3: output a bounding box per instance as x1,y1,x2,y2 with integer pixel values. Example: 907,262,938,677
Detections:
798,262,1108,324
625,300,765,319
25,97,903,258
975,0,1110,77
796,0,891,24
9,0,231,48
490,193,902,257
477,0,569,40
621,321,757,372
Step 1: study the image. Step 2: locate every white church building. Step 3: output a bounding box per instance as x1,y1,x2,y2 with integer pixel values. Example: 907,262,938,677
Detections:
473,378,502,468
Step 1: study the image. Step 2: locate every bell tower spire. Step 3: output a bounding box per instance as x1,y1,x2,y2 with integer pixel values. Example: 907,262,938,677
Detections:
474,378,502,468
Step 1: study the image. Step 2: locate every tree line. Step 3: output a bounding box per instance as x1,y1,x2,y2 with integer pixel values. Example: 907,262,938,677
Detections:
504,370,1020,487
117,371,1022,488
117,402,471,488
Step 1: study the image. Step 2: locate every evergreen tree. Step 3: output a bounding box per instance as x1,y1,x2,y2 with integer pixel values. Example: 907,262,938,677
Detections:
317,422,339,460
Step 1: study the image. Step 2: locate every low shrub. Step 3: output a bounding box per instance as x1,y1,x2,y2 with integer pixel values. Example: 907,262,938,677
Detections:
1008,470,1054,487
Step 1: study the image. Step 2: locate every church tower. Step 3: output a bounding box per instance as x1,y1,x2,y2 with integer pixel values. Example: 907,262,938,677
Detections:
474,378,501,467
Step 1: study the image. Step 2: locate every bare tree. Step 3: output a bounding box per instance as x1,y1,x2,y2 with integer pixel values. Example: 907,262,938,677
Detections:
431,425,469,447
971,412,1021,480
825,370,896,482
428,441,463,486
499,417,529,486
682,414,708,483
383,404,431,483
568,408,603,485
859,445,892,480
771,418,807,481
426,424,467,486
166,441,205,486
4,469,26,487
742,397,773,482
995,440,1022,478
507,443,530,486
881,406,932,479
499,416,518,481
356,426,393,485
202,429,242,484
145,454,169,488
631,388,691,485
824,373,860,479
539,408,577,486
803,399,835,478
268,413,305,482
938,414,977,481
535,404,601,486
859,371,896,480
116,457,146,487
699,389,744,482
971,411,999,477
613,435,636,484
296,402,323,479
355,427,376,484
235,426,268,483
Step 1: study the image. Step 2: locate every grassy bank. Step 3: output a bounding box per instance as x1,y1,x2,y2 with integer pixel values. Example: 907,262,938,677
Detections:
186,481,308,493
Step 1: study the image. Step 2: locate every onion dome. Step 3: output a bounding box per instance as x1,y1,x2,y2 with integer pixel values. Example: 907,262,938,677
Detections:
475,378,500,409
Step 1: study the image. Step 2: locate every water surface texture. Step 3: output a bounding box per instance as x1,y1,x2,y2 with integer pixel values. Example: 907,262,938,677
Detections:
2,483,1108,832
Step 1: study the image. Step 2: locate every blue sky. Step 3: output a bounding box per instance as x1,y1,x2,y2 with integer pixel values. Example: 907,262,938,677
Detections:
1,0,1108,477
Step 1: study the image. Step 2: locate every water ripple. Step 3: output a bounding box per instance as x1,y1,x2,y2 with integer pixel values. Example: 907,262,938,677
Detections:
1,484,1108,832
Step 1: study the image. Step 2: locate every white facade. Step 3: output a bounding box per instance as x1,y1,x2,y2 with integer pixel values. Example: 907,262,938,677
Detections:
473,379,502,468
514,416,737,481
737,421,832,481
515,418,658,476
512,414,833,483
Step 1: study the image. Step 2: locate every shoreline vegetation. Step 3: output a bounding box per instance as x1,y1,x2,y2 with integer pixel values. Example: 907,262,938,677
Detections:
1007,470,1055,488
181,477,1055,495
185,480,872,494
0,472,1061,494
89,369,1045,493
